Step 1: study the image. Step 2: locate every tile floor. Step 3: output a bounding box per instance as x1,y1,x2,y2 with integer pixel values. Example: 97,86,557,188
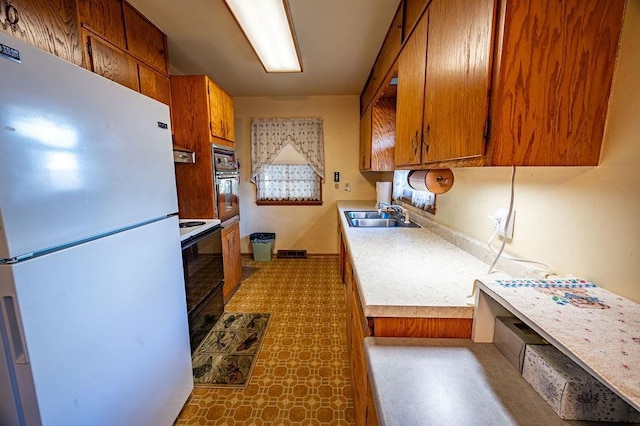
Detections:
174,256,355,425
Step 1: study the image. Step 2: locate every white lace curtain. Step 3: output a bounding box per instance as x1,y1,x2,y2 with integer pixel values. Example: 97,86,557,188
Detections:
255,164,321,201
251,118,325,184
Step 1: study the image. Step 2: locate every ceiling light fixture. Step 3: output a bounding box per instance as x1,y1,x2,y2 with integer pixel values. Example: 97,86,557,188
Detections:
224,0,302,73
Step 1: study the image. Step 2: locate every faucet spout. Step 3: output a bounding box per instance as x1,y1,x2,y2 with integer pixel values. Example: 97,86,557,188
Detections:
377,202,410,223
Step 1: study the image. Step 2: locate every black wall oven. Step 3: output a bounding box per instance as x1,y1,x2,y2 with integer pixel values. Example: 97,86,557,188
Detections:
181,225,224,352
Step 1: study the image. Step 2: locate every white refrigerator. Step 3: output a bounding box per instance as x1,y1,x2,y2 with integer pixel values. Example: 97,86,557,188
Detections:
0,34,193,425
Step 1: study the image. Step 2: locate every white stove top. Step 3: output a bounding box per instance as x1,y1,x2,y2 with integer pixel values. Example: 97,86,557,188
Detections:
178,218,221,242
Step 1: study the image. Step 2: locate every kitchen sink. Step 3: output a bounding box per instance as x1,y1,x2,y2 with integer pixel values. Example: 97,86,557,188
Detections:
346,211,394,219
344,211,420,228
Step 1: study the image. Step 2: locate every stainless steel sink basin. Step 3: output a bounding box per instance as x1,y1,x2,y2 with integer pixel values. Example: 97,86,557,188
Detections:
344,211,420,228
346,211,393,219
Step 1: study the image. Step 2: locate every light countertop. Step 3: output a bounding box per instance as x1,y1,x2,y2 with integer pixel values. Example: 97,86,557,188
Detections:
475,278,640,411
337,200,499,318
364,337,593,426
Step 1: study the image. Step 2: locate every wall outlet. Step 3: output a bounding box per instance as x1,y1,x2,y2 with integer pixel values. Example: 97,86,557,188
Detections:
490,208,515,239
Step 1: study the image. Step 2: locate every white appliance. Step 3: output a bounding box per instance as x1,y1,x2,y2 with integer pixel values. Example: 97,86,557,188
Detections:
0,34,193,425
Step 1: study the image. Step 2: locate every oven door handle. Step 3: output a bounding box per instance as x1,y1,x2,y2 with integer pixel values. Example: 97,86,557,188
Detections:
215,172,239,180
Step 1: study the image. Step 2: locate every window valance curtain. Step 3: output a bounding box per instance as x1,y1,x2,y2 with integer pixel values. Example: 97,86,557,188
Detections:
251,118,325,184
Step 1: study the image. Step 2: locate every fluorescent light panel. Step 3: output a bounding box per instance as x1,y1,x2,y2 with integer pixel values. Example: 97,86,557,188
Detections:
225,0,302,73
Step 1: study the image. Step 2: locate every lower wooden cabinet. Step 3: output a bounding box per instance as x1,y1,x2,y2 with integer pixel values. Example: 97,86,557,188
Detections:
345,253,378,426
222,220,242,302
340,229,471,424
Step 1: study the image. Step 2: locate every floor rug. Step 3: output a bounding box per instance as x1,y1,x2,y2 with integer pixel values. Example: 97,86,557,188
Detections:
191,312,271,388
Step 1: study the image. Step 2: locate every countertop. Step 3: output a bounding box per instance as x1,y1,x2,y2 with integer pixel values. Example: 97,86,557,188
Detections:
337,200,499,318
476,278,640,411
364,337,595,426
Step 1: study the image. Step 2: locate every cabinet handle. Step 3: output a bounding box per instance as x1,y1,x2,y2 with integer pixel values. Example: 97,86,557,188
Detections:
424,124,430,155
6,4,19,26
411,131,419,155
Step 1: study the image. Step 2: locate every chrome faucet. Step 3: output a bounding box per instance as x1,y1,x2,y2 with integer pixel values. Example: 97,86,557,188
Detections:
377,202,410,224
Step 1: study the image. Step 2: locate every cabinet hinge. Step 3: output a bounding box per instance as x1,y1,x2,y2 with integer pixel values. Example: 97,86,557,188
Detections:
484,116,491,142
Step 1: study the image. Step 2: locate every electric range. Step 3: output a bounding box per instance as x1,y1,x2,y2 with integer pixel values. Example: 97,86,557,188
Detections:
178,218,221,242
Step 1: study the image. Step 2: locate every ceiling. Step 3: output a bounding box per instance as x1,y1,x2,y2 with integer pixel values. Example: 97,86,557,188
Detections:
126,0,401,97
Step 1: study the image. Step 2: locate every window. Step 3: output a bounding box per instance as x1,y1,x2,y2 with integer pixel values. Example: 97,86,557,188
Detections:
393,170,436,214
255,164,321,204
251,118,324,205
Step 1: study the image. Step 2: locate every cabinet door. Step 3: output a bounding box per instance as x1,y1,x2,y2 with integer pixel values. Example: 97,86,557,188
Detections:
207,79,226,140
222,91,235,141
139,63,171,105
0,0,82,66
359,104,372,171
222,221,242,302
77,0,125,50
395,12,428,167
403,0,428,40
123,2,167,73
371,97,396,171
374,4,403,88
85,32,140,92
349,282,372,426
489,0,624,166
423,0,494,163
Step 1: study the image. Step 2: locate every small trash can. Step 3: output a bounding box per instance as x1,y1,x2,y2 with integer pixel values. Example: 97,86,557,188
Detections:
250,233,276,261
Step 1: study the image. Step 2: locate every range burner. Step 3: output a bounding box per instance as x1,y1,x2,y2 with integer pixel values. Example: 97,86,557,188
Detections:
179,221,206,228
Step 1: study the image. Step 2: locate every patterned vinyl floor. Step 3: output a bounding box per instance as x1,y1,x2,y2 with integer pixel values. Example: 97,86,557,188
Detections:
174,256,355,425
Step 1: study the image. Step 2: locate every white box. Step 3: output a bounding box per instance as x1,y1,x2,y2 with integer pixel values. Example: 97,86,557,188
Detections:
522,344,640,422
493,316,547,372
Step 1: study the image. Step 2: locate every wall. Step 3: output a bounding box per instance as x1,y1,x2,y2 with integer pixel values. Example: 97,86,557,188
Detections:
233,96,388,254
429,1,640,303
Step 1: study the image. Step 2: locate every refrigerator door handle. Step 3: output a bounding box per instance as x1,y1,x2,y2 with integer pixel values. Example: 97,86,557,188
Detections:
2,297,28,364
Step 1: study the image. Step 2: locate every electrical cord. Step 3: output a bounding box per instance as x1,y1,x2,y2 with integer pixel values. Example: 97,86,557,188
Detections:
487,166,515,275
486,166,552,279
487,228,552,278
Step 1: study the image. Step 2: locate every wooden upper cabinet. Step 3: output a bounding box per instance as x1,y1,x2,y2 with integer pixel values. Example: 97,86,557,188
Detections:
373,5,403,90
359,104,373,171
222,93,235,141
369,0,624,169
422,0,494,163
172,75,235,148
84,31,139,92
207,79,225,139
123,3,168,74
361,62,397,172
487,0,625,166
395,0,493,168
76,0,171,105
0,0,82,66
77,0,126,50
138,64,171,106
395,11,428,167
360,2,404,115
207,79,235,144
371,97,396,171
402,0,428,40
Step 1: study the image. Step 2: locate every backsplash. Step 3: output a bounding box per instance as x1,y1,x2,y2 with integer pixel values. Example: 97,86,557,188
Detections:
396,199,538,279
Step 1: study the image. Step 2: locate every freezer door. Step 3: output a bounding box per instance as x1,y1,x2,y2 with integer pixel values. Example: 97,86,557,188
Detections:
0,218,193,426
0,33,177,260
